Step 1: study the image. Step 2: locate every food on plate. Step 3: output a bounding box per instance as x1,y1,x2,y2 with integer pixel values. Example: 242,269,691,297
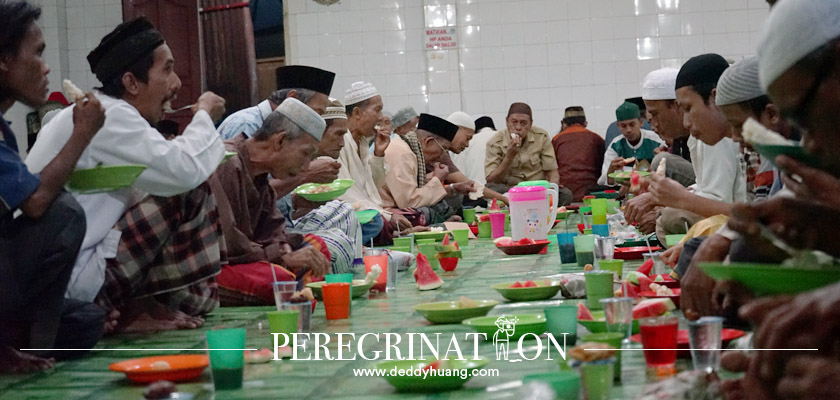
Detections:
656,157,667,177
62,79,85,102
558,206,567,213
493,237,513,246
523,280,538,288
302,184,334,194
507,280,549,288
568,342,616,362
577,303,595,320
276,346,293,358
150,360,171,370
364,265,382,285
421,359,450,371
632,298,676,319
429,226,444,233
649,282,674,296
516,238,536,245
469,181,485,201
638,275,654,292
627,270,647,285
244,348,273,364
414,253,444,290
458,296,479,308
742,117,791,145
630,171,641,192
624,157,637,164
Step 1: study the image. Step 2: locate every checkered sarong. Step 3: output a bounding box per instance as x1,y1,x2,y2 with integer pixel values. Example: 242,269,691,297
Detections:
96,183,223,316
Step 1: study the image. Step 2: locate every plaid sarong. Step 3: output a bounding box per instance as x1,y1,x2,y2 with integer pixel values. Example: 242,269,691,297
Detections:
95,182,223,316
291,200,361,274
404,131,427,187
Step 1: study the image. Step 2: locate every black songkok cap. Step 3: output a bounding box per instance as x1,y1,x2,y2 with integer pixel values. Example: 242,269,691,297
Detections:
475,116,496,131
418,113,458,142
675,53,730,90
88,17,164,83
276,65,336,95
624,96,646,111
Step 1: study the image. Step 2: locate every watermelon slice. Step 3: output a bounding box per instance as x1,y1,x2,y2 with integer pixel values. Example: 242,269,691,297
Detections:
442,234,451,245
630,171,640,192
654,275,664,282
637,259,654,275
632,298,676,319
414,253,444,290
479,214,491,222
517,238,536,245
627,271,646,285
489,198,501,212
638,275,654,293
577,303,595,320
439,257,459,272
622,279,640,297
524,280,538,288
436,244,459,252
510,281,524,288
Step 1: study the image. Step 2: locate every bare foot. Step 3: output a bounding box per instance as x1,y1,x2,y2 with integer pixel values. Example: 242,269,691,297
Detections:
103,309,120,335
0,346,54,374
114,300,205,333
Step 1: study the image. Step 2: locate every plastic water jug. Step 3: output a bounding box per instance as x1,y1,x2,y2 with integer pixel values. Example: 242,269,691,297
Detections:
516,180,560,228
505,185,558,241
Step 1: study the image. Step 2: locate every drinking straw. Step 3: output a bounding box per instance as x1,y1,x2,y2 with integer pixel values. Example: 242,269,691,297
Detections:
269,262,278,285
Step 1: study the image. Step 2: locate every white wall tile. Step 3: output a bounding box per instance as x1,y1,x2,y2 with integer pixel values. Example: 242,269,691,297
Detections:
524,44,547,66
525,66,548,89
502,45,526,68
547,42,570,65
566,1,589,19
503,67,527,90
658,14,681,37
612,16,636,39
567,19,591,42
725,10,750,33
610,0,635,17
547,64,571,87
635,15,658,37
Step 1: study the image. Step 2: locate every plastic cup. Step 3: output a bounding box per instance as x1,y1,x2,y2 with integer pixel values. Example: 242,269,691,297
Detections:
584,271,614,310
272,281,297,311
281,301,313,333
452,229,469,247
594,236,617,261
598,259,624,280
478,221,491,238
643,252,667,276
583,196,595,206
489,212,505,239
556,232,578,264
640,315,679,378
607,200,620,214
326,273,354,314
591,199,608,224
579,359,614,400
389,246,411,253
665,234,685,248
591,224,610,237
417,243,440,270
416,238,436,245
322,282,351,320
266,310,298,336
574,235,596,268
392,236,413,252
206,328,246,390
363,249,388,291
522,371,580,400
600,297,633,339
689,316,724,374
544,304,578,346
463,208,477,224
581,332,624,380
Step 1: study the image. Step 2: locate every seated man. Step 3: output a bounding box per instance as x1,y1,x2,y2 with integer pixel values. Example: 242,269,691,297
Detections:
647,54,746,243
551,106,605,202
26,17,227,332
380,113,474,224
604,96,653,145
210,98,331,304
337,81,410,244
277,99,365,273
598,101,665,186
451,116,496,185
0,0,106,372
485,102,572,205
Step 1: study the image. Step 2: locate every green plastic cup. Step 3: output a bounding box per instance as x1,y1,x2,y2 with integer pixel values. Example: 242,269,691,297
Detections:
579,359,615,400
325,273,354,314
585,271,614,310
451,228,469,247
417,243,440,270
389,246,411,253
582,332,624,381
523,371,580,400
463,208,477,224
583,228,593,235
206,328,246,390
478,221,491,238
574,235,596,268
544,304,578,346
599,259,624,280
607,200,620,214
392,236,413,250
666,234,685,248
267,310,299,336
416,238,436,245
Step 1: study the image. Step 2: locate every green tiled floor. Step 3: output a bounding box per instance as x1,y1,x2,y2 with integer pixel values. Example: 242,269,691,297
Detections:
1,228,686,399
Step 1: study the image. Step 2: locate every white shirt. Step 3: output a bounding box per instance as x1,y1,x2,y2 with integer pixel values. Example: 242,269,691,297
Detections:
688,136,746,203
337,131,391,221
25,92,225,301
451,127,495,184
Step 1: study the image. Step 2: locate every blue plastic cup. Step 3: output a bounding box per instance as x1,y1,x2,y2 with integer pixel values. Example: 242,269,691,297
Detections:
557,232,578,264
592,224,610,237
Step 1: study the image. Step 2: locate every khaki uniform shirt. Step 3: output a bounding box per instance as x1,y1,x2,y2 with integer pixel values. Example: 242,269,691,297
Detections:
485,126,557,186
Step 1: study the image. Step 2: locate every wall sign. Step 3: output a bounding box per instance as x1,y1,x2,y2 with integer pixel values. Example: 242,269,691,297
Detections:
425,27,457,50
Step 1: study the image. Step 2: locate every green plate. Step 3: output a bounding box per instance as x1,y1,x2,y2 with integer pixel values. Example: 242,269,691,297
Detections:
577,310,640,335
608,171,649,184
492,281,562,301
68,164,147,194
413,231,449,241
413,300,499,324
751,143,820,168
590,190,619,199
462,314,546,341
699,262,840,295
356,209,379,224
293,179,354,202
375,358,488,392
306,280,374,300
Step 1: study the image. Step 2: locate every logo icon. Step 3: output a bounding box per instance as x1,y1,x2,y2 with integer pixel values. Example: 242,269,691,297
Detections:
492,315,518,360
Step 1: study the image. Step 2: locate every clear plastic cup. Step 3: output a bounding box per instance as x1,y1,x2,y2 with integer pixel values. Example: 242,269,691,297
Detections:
272,281,297,311
600,297,633,339
689,316,724,374
281,301,313,334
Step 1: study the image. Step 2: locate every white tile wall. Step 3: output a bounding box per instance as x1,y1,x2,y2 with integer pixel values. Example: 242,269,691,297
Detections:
288,0,771,136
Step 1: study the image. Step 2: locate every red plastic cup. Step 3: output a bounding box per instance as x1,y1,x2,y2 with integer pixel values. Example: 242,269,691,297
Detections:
322,282,351,320
640,315,678,378
489,212,505,239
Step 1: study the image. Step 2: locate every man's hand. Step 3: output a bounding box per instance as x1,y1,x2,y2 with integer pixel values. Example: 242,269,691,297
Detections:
625,192,657,224
72,93,106,142
450,181,474,195
660,242,683,267
649,173,689,209
431,163,449,182
777,155,840,210
373,130,391,157
303,159,341,183
712,280,754,320
281,247,331,279
607,157,628,174
505,135,522,157
776,356,840,399
195,91,226,122
393,214,413,231
679,235,731,320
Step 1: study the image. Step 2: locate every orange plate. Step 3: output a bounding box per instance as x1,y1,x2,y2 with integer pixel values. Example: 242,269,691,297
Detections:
109,354,209,383
496,240,550,255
